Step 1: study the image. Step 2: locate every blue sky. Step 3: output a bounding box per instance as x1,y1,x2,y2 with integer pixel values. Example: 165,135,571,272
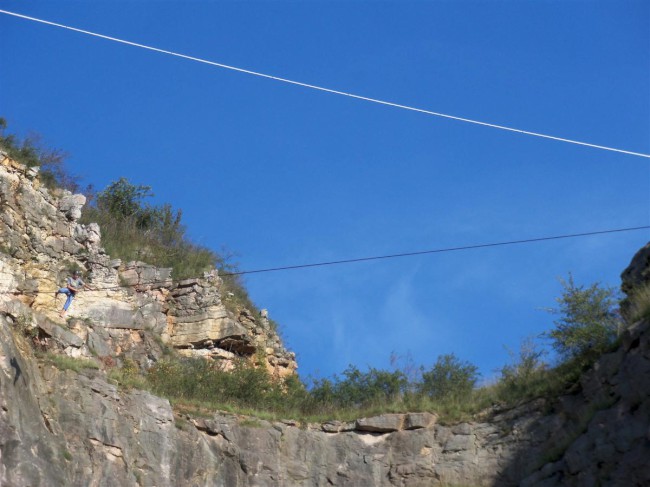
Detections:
1,1,649,382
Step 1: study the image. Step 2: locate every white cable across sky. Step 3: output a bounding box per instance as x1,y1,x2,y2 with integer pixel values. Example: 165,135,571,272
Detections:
2,8,649,159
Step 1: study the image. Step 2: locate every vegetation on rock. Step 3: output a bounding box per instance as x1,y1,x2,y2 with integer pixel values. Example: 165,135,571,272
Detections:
626,282,650,323
80,177,217,280
2,119,639,425
544,274,622,364
418,353,479,401
0,117,82,192
0,118,256,309
45,353,100,373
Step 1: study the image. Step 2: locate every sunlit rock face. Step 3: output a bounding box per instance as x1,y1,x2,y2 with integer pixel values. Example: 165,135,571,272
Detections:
1,152,648,486
0,152,297,376
2,312,648,486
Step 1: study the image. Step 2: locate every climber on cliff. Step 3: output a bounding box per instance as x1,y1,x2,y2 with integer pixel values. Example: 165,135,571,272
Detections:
55,270,94,318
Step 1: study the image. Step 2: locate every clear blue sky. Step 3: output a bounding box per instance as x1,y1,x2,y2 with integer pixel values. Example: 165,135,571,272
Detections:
2,1,649,382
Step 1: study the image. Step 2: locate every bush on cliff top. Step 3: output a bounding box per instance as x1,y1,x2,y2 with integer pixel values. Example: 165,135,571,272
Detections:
81,177,217,280
309,365,409,410
417,353,479,401
127,352,485,422
81,178,259,314
544,274,622,365
0,118,82,192
101,274,631,423
0,119,253,293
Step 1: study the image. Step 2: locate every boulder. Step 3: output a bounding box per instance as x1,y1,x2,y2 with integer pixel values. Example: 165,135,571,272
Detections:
58,193,86,221
356,414,405,433
38,318,84,348
405,412,438,430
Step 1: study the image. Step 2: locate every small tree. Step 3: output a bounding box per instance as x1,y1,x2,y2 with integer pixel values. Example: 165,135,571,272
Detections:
545,274,622,363
418,353,479,401
96,177,154,222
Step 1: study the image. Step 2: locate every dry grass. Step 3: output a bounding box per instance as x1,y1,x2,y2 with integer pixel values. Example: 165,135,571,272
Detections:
627,282,650,323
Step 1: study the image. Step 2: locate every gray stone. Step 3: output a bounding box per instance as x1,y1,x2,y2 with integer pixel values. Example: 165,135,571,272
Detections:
177,278,200,287
405,412,438,430
621,242,650,294
89,305,140,329
322,420,356,433
58,193,86,221
452,422,473,435
38,319,84,347
356,414,405,432
87,329,112,357
443,433,476,452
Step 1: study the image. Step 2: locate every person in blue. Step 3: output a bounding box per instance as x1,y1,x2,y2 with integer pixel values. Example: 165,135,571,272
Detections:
55,270,93,318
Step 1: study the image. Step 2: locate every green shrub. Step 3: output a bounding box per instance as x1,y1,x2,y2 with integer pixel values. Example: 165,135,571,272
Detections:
81,178,264,297
418,354,479,401
310,365,408,410
95,178,155,222
544,274,622,365
81,178,217,279
108,358,146,389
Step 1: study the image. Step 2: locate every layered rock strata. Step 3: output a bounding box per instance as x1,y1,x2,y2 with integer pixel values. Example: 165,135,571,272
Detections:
0,152,296,376
2,309,648,486
1,152,649,486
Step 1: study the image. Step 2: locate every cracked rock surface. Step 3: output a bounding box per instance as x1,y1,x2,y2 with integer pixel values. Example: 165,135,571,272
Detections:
1,154,649,486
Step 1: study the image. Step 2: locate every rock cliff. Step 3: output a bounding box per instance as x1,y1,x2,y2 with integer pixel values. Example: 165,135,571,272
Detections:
1,153,649,486
0,152,296,377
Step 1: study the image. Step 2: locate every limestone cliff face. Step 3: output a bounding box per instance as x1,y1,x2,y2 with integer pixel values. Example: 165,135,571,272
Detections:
0,152,297,377
2,299,648,486
1,153,649,486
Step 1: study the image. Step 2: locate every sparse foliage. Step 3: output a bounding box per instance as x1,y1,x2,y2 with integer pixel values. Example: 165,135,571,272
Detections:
146,357,301,411
0,118,80,191
544,274,622,363
45,353,99,372
418,354,479,401
625,282,650,324
497,338,547,402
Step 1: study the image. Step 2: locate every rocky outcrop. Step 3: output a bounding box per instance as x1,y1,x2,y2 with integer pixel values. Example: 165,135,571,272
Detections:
1,152,649,486
621,242,650,292
0,310,529,486
3,309,647,486
0,152,297,376
620,241,650,321
492,243,650,486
